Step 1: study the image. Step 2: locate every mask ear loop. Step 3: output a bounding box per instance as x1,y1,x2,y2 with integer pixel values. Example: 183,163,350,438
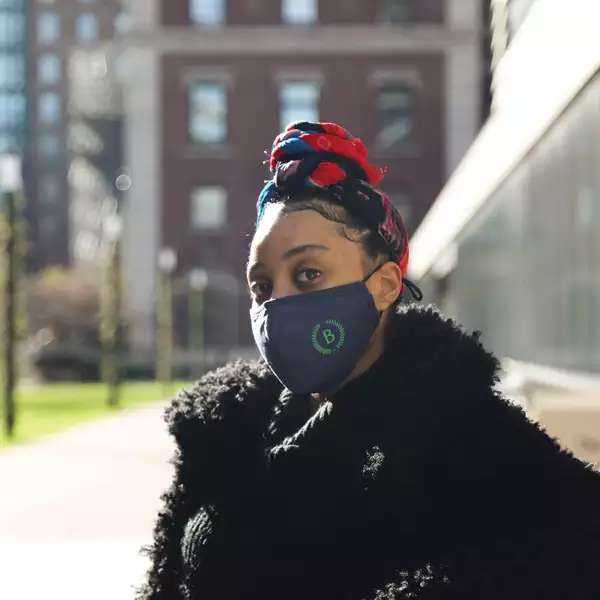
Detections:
362,262,424,302
361,261,385,283
401,276,423,301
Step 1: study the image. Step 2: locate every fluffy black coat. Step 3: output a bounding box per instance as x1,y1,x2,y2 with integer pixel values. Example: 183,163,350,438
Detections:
134,302,600,600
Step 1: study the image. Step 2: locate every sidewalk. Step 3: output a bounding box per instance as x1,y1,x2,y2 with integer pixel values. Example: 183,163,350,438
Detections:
0,400,175,600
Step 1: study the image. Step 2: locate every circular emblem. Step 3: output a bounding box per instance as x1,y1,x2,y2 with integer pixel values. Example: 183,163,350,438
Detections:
311,319,346,355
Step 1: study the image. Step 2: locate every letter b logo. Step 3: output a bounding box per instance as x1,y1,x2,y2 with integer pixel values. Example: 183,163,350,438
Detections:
311,320,346,355
322,328,336,345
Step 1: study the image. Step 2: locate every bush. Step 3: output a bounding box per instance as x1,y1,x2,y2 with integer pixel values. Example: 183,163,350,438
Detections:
25,267,102,381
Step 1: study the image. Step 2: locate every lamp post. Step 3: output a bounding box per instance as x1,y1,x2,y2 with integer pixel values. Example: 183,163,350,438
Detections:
188,268,208,379
0,155,21,439
208,270,241,353
100,212,122,406
156,247,177,393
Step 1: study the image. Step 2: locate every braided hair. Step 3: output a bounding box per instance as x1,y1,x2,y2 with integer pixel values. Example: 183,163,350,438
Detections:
255,120,423,305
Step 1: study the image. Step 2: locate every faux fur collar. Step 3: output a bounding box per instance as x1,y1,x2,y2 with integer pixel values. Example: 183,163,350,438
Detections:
166,301,502,461
265,300,502,449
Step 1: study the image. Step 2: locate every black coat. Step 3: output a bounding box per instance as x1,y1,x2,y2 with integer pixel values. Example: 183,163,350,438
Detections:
135,303,600,600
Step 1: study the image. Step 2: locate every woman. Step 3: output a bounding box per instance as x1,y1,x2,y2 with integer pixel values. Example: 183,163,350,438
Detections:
135,122,600,600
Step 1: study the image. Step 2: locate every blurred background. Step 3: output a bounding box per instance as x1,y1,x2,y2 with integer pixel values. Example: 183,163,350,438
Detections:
0,0,599,597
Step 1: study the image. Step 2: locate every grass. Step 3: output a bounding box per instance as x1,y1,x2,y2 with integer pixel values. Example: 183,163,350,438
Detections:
0,380,194,450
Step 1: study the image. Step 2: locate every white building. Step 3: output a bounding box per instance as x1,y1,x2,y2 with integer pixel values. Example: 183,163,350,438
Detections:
410,0,600,375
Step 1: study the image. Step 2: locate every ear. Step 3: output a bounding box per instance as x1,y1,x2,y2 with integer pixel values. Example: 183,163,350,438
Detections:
370,261,402,311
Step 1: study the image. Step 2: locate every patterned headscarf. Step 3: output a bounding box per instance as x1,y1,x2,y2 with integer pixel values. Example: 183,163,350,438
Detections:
256,121,423,301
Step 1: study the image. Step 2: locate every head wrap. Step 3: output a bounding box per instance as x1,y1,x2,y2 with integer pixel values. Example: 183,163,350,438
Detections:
256,120,423,301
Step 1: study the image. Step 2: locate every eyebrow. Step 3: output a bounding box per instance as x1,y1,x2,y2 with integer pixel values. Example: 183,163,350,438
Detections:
246,244,330,279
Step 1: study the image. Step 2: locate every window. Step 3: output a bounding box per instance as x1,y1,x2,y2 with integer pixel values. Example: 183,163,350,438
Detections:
0,0,26,7
188,81,227,143
0,12,25,46
279,81,319,131
76,13,99,43
114,11,132,34
282,0,316,24
0,92,25,127
37,133,61,158
37,11,60,44
38,91,61,123
190,0,224,26
375,84,414,149
0,54,24,87
377,0,413,23
191,186,227,229
37,53,61,84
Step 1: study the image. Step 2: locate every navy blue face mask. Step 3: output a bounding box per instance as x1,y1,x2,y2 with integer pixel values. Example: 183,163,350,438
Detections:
249,263,385,395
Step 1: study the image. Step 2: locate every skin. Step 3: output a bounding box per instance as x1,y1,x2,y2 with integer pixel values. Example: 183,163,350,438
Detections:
246,203,403,403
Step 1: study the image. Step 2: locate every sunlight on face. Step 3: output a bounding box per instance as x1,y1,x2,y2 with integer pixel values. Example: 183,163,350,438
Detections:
246,205,367,305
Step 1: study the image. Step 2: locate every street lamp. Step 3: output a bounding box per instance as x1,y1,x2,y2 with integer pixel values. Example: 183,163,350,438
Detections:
188,268,208,379
0,155,22,439
100,212,122,406
156,247,177,392
158,247,177,274
103,212,123,242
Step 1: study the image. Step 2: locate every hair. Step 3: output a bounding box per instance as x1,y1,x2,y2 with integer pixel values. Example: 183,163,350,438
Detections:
254,188,410,316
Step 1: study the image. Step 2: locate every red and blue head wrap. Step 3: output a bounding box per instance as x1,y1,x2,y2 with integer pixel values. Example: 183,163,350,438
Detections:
256,120,423,301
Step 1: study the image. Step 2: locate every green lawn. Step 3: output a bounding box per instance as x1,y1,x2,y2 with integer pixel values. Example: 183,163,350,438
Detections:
0,380,194,450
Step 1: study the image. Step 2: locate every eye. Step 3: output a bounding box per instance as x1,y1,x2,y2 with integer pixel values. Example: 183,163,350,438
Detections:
249,281,271,300
296,268,322,286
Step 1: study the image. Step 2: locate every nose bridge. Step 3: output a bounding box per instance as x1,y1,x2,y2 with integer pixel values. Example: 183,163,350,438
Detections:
271,284,296,301
271,274,296,301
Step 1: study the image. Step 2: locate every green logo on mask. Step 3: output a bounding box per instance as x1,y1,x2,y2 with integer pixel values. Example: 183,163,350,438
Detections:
311,319,346,355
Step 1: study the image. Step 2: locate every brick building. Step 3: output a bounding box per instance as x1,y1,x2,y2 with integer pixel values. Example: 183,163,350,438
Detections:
24,0,121,269
121,0,488,356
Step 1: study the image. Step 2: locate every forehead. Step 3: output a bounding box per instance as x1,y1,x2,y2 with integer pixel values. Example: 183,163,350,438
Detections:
249,207,343,257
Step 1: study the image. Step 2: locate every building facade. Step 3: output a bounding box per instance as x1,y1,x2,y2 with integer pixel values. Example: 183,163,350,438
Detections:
411,0,600,373
24,0,121,270
0,0,27,158
121,0,486,355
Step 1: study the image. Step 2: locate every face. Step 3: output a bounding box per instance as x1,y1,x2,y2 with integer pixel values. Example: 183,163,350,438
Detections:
246,204,402,310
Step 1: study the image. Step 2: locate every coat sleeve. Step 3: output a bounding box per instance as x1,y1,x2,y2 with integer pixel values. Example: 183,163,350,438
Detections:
133,358,282,600
409,320,600,598
432,324,600,524
354,321,600,600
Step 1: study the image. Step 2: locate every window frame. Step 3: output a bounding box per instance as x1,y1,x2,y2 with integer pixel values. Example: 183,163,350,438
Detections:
370,69,422,155
37,91,62,125
278,78,321,132
187,79,228,145
190,185,228,231
75,12,100,43
281,0,317,25
37,52,61,85
189,0,225,27
37,10,60,45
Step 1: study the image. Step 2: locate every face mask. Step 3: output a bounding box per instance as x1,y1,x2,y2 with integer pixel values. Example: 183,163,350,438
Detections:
249,263,384,395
